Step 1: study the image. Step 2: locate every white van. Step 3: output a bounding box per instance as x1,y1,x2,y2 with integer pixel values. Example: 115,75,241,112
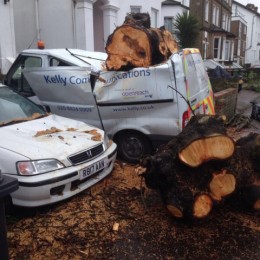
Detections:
21,48,214,163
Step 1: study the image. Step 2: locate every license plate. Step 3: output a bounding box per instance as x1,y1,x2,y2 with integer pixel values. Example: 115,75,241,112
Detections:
80,159,106,180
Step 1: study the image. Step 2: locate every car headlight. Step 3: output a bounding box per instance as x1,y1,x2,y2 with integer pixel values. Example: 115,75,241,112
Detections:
17,159,64,176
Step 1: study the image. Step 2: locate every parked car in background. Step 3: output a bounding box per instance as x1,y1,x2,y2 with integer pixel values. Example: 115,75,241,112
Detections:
0,84,117,207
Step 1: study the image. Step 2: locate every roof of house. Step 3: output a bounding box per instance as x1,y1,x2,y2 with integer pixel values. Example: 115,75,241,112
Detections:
233,1,260,17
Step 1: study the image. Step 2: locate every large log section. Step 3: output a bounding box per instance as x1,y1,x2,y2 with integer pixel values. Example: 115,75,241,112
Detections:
105,13,179,71
140,115,260,219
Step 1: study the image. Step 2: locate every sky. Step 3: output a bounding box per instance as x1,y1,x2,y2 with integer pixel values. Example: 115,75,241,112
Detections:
235,0,260,11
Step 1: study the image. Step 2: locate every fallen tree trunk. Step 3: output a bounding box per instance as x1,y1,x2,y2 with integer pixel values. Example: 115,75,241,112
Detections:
160,115,235,166
162,186,213,219
140,115,259,219
105,13,178,71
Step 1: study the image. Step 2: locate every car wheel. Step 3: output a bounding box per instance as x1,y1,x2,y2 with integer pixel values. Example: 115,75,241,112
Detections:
115,131,153,164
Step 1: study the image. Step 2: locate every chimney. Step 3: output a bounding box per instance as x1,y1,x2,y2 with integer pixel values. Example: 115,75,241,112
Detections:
246,3,258,12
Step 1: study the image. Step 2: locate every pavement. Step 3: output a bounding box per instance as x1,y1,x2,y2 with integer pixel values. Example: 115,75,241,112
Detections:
235,88,260,134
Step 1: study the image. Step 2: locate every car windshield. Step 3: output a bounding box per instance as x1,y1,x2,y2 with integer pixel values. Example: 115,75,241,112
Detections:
0,87,47,126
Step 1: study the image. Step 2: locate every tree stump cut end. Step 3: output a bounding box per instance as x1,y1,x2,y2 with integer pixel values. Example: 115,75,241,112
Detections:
210,171,236,200
105,25,152,71
193,194,213,218
179,135,235,167
166,204,183,218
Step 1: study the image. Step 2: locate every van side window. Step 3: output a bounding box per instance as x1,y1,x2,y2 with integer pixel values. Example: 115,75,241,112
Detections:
6,55,42,97
49,57,71,67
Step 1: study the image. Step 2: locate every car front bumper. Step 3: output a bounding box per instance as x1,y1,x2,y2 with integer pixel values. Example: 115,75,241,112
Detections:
8,143,117,207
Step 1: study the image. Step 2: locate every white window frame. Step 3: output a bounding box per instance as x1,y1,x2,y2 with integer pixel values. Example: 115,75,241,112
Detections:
222,13,226,30
244,25,247,35
213,37,221,60
212,5,216,25
239,23,242,37
205,0,209,22
216,7,219,26
224,40,231,60
227,16,230,31
237,40,241,56
164,17,174,34
130,6,141,13
151,8,158,28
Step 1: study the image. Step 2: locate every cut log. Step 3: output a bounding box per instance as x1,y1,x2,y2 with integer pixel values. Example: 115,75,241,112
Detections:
105,24,152,71
161,28,179,55
209,170,236,201
193,194,213,218
179,134,235,167
105,13,178,71
162,186,213,219
140,115,259,220
175,115,235,167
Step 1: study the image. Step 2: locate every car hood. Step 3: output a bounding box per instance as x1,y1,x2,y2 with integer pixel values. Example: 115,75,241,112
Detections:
0,114,104,163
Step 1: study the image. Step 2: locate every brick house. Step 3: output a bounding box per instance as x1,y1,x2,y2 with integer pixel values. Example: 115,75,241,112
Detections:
190,0,235,66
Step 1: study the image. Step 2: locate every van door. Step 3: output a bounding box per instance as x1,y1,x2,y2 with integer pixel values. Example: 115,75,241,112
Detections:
182,49,215,117
4,54,42,98
23,67,103,129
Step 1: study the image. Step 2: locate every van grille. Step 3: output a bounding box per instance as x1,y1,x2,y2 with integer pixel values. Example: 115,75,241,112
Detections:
68,144,104,165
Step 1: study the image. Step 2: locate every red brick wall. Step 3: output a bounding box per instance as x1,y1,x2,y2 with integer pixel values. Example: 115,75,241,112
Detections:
214,88,238,120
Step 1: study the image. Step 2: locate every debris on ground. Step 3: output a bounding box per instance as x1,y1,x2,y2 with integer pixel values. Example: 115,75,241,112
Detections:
6,120,260,259
6,165,259,259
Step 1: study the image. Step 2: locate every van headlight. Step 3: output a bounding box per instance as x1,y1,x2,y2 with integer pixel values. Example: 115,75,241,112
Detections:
17,159,64,175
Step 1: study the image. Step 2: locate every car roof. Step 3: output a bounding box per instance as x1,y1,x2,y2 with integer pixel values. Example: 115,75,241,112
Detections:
20,48,107,69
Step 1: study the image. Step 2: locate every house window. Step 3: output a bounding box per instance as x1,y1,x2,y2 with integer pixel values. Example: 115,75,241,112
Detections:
227,16,230,31
130,6,141,13
214,37,221,59
164,17,174,34
237,40,241,56
212,5,219,26
239,23,242,37
244,25,247,35
222,14,226,30
151,8,158,28
212,5,216,25
205,0,209,22
225,40,231,60
216,7,219,26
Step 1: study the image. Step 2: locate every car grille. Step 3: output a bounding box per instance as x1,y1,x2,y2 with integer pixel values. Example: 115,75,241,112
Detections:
68,144,104,165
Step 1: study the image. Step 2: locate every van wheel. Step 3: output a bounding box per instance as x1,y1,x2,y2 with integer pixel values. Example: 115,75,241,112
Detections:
114,131,153,164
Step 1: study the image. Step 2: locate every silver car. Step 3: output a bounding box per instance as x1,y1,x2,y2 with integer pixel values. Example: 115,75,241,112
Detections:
0,84,117,207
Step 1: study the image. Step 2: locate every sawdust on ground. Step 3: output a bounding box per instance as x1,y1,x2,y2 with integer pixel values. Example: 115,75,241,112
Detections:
6,127,260,260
